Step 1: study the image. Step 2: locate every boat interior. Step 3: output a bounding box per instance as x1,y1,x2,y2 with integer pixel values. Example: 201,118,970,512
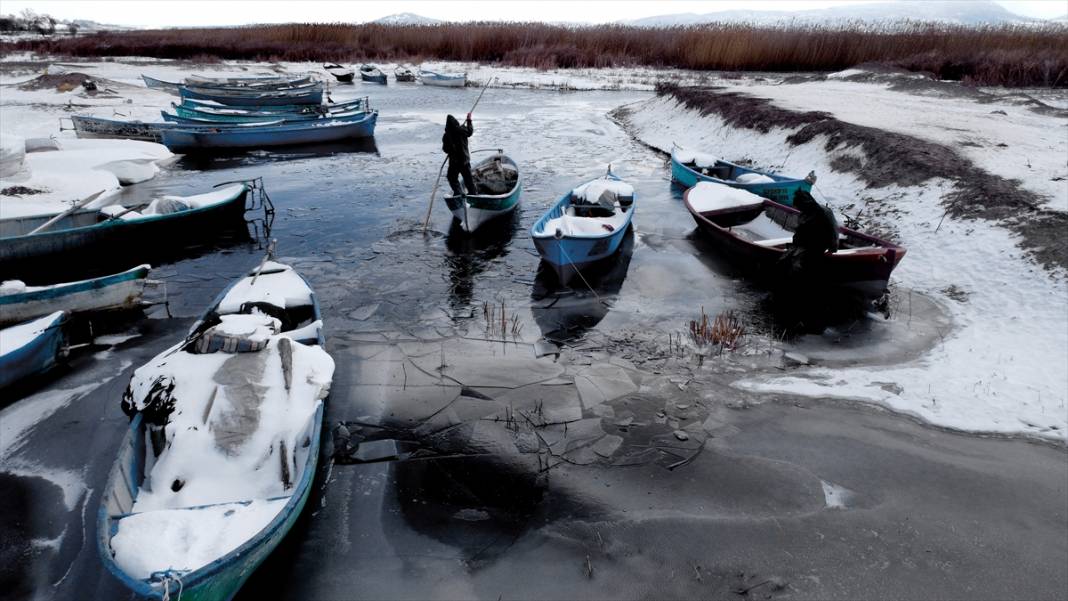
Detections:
707,203,879,253
469,155,519,196
534,180,634,238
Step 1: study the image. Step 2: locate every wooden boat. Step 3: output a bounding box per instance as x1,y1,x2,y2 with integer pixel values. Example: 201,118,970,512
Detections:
671,145,814,206
141,74,181,95
0,265,151,326
143,74,313,95
359,65,387,85
531,169,636,284
184,74,313,88
71,115,283,143
394,66,417,82
161,110,363,126
444,152,522,233
98,261,332,601
160,111,377,152
178,97,366,115
684,181,906,298
0,184,251,280
164,100,366,124
0,310,66,389
179,84,324,107
419,69,466,87
324,63,355,83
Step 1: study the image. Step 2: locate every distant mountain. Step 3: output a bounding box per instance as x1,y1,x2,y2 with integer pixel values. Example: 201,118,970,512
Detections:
372,13,440,26
625,1,1037,27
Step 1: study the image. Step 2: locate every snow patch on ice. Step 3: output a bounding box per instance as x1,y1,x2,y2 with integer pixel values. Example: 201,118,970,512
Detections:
820,480,853,509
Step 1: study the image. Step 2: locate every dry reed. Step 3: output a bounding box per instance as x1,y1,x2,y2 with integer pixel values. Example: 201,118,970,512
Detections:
4,21,1065,86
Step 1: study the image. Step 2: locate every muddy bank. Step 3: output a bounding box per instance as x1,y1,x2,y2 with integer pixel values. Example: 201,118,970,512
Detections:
652,83,1066,272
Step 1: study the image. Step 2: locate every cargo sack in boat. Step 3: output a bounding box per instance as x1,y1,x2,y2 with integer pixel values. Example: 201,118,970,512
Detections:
191,314,280,354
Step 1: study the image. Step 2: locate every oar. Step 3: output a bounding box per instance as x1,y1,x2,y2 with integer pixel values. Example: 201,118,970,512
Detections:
27,190,106,235
421,77,497,234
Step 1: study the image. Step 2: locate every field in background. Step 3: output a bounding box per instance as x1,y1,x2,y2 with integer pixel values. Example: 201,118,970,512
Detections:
3,21,1066,87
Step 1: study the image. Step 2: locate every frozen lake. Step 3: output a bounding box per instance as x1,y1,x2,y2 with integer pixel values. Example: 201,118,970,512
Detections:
2,78,1065,600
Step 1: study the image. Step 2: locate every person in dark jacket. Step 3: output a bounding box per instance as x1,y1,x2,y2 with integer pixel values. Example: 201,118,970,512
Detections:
443,113,475,195
775,189,840,332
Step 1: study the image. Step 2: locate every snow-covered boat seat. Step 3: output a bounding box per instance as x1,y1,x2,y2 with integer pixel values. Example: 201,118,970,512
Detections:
754,237,794,247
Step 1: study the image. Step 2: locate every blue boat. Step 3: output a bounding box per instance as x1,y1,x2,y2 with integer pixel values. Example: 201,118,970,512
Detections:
159,111,377,152
179,83,324,107
70,115,284,143
359,64,387,85
0,310,66,389
670,145,814,206
0,265,151,326
531,169,636,284
444,152,522,233
98,261,330,601
179,97,364,114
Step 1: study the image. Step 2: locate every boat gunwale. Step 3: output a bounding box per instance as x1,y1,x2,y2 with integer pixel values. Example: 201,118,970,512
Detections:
0,264,151,307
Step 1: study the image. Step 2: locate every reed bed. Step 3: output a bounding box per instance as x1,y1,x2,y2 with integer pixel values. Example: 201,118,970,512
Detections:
5,21,1066,86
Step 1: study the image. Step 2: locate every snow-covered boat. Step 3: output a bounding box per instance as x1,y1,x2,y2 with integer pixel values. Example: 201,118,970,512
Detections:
0,265,151,326
0,310,66,390
98,260,334,600
394,65,417,82
419,69,466,87
179,83,325,107
444,152,522,233
684,181,906,298
323,63,355,83
143,74,314,95
70,115,284,143
531,169,635,285
671,145,814,206
359,64,387,84
172,97,367,121
0,183,252,280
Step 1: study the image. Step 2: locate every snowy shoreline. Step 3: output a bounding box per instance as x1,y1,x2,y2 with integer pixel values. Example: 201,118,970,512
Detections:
615,84,1067,442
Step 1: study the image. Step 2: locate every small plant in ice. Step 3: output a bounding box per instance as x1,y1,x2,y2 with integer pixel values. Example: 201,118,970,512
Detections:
689,307,745,352
482,299,522,339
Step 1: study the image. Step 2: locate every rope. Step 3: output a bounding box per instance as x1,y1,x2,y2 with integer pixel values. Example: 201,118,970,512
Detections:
556,243,605,305
159,572,184,601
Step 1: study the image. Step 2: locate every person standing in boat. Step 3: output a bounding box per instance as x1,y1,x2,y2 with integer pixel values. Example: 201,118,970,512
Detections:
776,189,839,331
443,113,475,195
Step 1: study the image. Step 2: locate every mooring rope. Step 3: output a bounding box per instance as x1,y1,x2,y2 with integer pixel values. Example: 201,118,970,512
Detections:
159,571,184,601
556,243,605,305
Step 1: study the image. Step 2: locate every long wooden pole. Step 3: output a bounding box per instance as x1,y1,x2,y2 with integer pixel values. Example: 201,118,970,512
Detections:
28,190,106,235
421,77,496,234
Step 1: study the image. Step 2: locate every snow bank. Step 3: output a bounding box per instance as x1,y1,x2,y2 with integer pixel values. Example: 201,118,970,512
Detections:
0,132,27,178
111,498,287,579
622,94,1068,440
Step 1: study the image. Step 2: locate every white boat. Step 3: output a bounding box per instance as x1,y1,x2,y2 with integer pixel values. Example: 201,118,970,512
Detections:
0,264,151,326
419,69,466,88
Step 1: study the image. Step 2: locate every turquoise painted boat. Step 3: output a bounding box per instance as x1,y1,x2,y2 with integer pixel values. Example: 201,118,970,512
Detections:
160,111,377,152
0,310,66,390
70,115,283,143
670,145,814,206
98,261,330,601
162,108,363,126
0,264,151,326
180,97,365,114
531,169,636,284
0,183,251,280
171,98,367,122
443,152,522,233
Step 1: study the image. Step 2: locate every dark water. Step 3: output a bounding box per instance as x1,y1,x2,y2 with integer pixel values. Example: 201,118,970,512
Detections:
4,83,1063,601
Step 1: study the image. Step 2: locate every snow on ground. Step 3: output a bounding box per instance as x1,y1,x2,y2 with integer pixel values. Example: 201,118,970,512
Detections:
622,92,1067,441
716,74,1068,212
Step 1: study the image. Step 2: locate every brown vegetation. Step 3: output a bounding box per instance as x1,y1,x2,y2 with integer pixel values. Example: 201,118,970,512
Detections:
3,21,1066,87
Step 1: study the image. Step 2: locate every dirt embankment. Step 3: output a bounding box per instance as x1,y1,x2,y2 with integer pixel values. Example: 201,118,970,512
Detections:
655,83,1067,272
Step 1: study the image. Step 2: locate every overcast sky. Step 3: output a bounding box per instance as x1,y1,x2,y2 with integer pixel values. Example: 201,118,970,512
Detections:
3,0,1064,27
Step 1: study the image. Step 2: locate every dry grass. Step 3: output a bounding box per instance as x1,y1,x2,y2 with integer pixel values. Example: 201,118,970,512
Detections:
4,21,1066,86
689,308,746,351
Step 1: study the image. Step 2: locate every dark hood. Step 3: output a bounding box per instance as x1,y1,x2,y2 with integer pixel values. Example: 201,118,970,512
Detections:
446,114,461,132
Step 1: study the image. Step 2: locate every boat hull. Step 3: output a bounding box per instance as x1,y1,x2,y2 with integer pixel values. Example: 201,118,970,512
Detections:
179,86,323,107
0,265,150,325
531,177,635,285
0,311,66,389
420,72,466,87
360,71,387,84
160,112,377,152
684,191,905,298
443,155,522,233
0,186,249,280
98,268,327,601
671,153,811,206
